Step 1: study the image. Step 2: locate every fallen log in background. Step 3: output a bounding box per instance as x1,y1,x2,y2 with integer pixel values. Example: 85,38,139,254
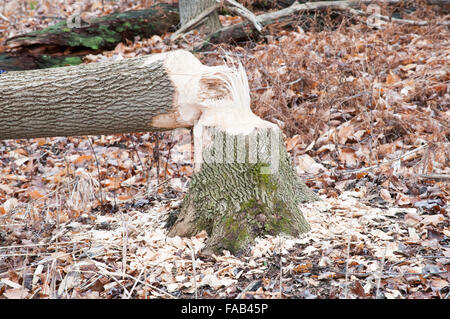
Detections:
2,0,447,70
0,3,179,70
0,50,203,139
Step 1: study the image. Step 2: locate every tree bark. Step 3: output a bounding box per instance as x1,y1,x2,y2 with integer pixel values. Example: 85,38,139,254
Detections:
0,49,318,254
0,3,179,71
0,50,206,140
179,0,222,34
166,60,318,254
199,0,450,49
167,125,318,254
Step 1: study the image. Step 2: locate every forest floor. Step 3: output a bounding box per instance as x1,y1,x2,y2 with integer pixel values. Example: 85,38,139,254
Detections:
0,0,448,299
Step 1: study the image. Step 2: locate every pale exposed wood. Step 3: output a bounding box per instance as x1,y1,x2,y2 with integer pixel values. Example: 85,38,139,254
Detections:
0,50,233,140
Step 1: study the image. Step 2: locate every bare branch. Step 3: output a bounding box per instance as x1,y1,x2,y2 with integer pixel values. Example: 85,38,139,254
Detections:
220,0,263,33
171,3,221,41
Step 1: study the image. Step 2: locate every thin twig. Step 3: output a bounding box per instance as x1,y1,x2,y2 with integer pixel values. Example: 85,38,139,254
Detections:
28,287,41,299
21,254,28,299
108,273,131,298
49,259,57,299
348,6,449,27
343,230,352,299
92,261,176,299
152,132,161,185
0,12,9,22
186,241,198,299
416,173,450,180
121,212,128,280
126,267,145,299
219,0,263,33
375,246,387,299
251,76,303,91
236,280,261,299
337,143,428,175
88,138,104,206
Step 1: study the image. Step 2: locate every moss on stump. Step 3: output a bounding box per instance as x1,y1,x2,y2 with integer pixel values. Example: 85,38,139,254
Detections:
167,126,319,254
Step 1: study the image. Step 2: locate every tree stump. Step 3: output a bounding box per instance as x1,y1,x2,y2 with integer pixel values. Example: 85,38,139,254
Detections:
167,61,318,254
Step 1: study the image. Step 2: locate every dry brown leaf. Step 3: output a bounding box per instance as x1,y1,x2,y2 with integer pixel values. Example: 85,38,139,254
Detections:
380,188,392,202
405,212,422,227
200,274,236,289
286,134,302,152
339,148,359,167
396,193,411,206
421,215,445,226
296,154,325,175
337,123,354,144
385,71,401,85
29,190,44,200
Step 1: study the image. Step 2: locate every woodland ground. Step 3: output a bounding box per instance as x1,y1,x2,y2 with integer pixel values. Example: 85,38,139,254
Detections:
0,0,448,299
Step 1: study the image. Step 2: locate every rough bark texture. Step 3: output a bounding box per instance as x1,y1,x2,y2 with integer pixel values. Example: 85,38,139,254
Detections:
179,0,222,34
167,125,318,254
0,50,202,140
0,3,179,71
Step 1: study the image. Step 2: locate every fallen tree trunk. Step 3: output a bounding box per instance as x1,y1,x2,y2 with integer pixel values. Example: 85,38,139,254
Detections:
0,50,318,254
0,50,204,139
0,3,179,71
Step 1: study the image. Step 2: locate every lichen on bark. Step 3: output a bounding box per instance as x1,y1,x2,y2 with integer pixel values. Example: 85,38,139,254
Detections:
167,126,319,254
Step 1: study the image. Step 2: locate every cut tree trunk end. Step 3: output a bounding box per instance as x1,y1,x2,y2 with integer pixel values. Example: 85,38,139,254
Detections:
167,61,319,254
0,50,207,140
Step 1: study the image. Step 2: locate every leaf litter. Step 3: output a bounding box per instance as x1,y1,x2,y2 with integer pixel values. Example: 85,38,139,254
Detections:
0,0,449,299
